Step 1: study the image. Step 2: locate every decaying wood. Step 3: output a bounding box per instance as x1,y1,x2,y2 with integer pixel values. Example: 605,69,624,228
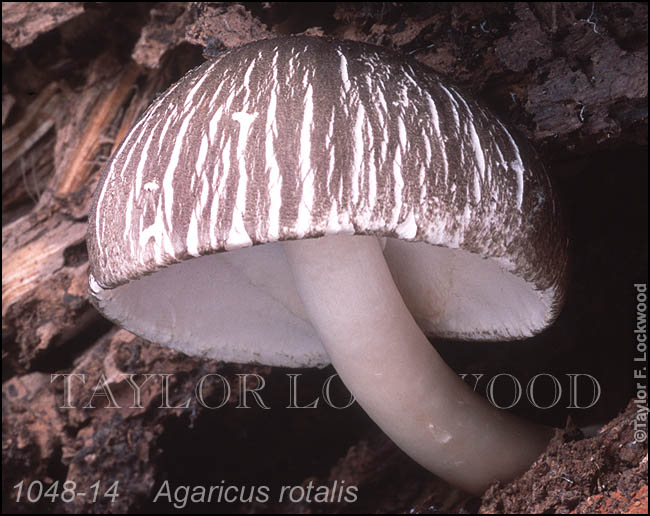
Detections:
2,57,148,374
53,62,140,198
2,2,647,514
1,2,84,49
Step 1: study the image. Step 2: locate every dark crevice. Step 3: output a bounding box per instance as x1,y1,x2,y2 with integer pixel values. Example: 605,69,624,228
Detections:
29,309,114,374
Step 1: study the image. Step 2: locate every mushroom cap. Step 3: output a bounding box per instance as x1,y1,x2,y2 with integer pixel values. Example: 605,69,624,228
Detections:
88,36,568,367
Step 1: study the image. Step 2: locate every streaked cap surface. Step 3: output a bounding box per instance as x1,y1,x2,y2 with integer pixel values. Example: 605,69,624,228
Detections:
88,36,568,367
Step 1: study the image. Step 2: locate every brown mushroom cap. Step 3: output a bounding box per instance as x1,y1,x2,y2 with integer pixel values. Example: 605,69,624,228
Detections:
88,36,568,366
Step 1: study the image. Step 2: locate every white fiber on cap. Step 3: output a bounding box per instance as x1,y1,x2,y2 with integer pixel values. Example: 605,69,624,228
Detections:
87,36,568,366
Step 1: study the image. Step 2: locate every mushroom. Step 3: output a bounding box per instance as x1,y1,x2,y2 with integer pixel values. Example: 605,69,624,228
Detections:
88,36,568,494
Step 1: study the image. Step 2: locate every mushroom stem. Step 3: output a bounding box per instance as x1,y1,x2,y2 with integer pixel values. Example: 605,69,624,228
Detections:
284,234,553,494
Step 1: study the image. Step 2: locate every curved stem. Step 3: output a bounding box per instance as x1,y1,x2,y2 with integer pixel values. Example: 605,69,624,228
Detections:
284,234,552,494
